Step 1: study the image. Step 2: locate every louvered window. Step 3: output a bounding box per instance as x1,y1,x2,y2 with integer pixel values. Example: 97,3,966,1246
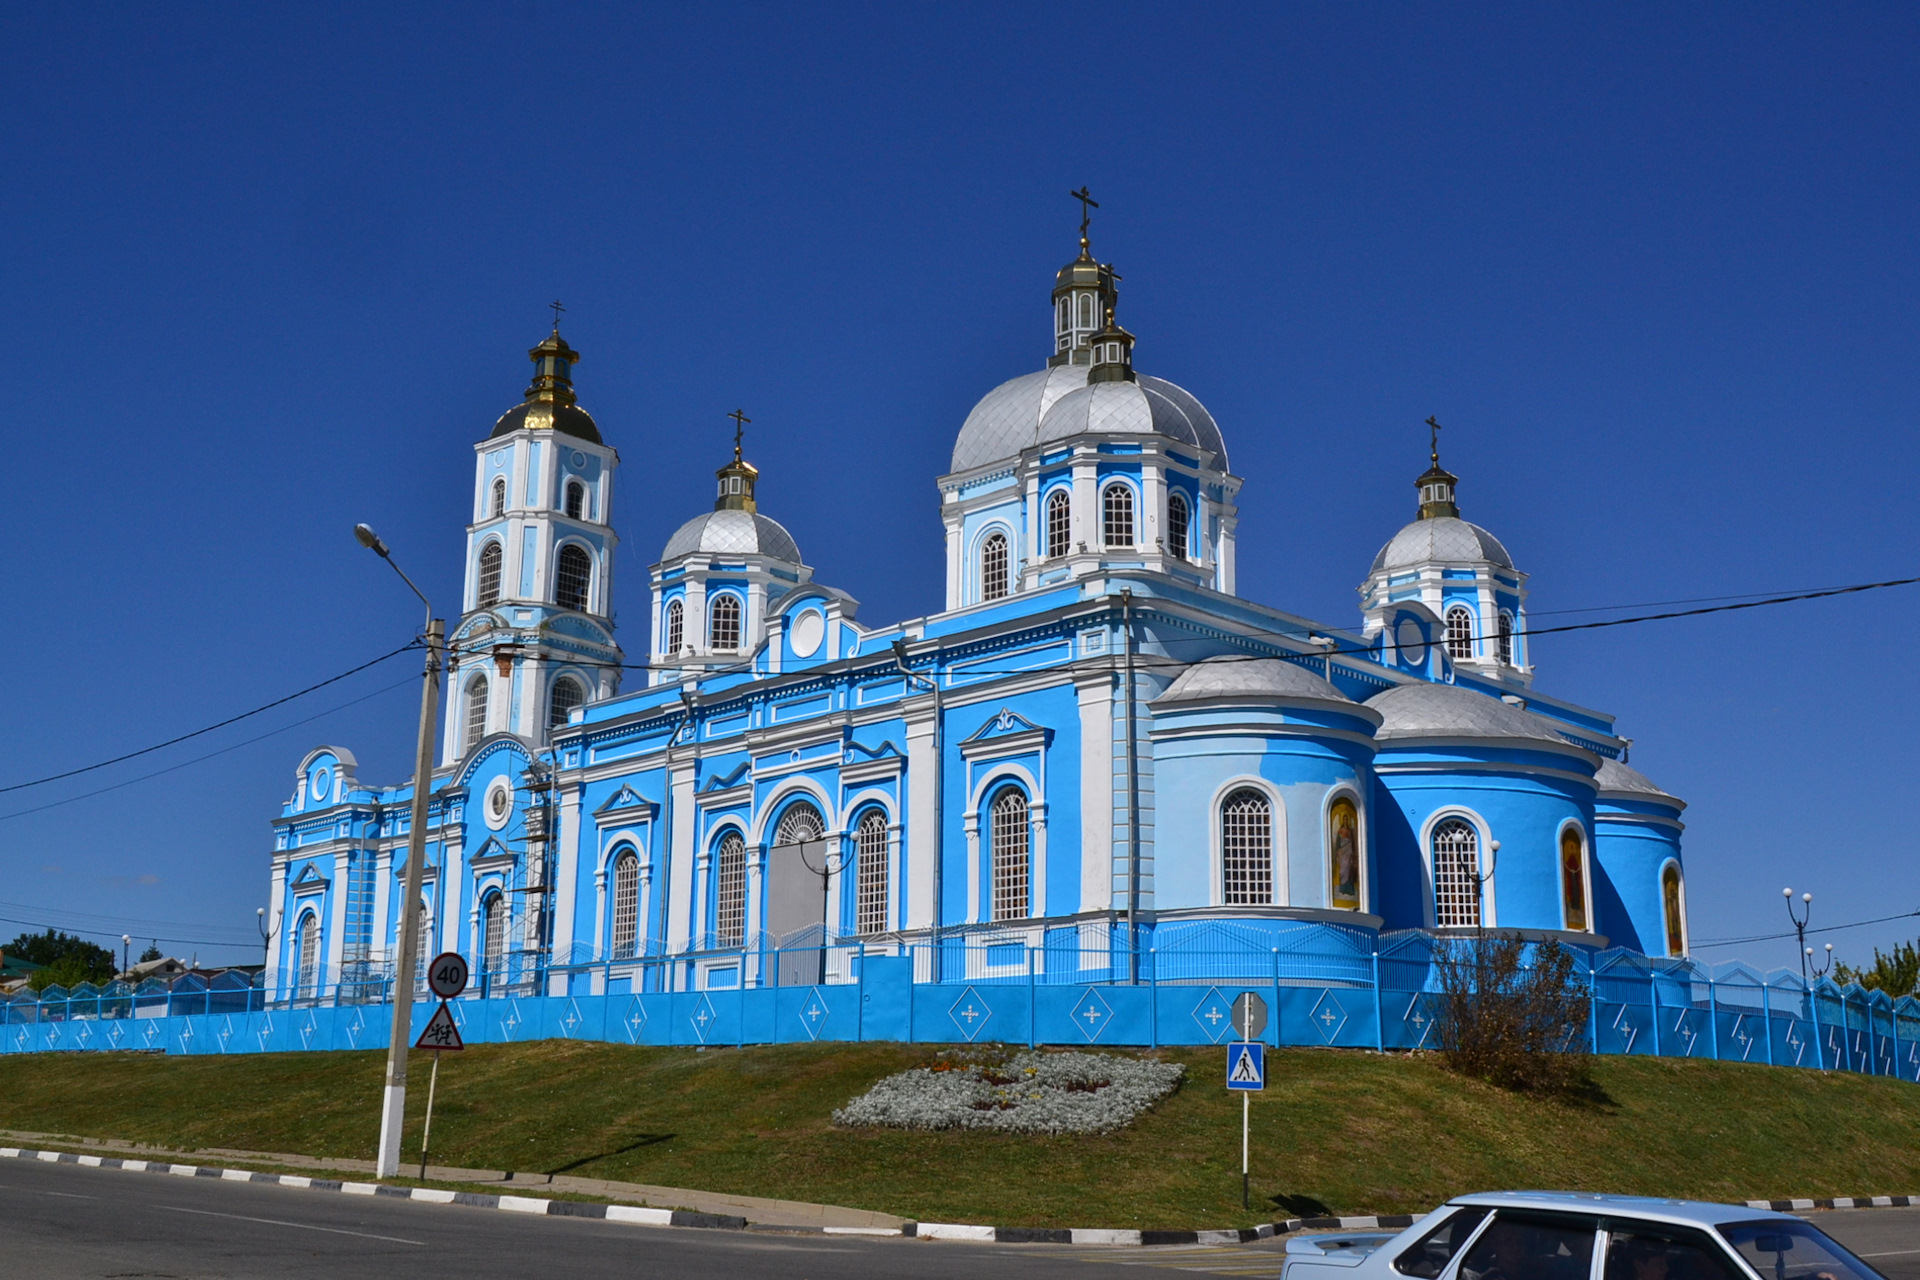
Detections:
990,788,1030,921
482,894,506,973
1102,484,1134,548
555,544,591,613
1497,613,1514,665
476,542,503,608
490,478,506,518
296,913,319,995
1046,489,1072,558
565,480,586,520
548,675,584,729
1446,606,1474,661
709,594,741,650
980,532,1008,602
855,810,889,936
715,832,746,947
611,852,639,958
1167,491,1190,560
665,599,684,654
1221,789,1273,905
465,676,489,750
1432,819,1482,927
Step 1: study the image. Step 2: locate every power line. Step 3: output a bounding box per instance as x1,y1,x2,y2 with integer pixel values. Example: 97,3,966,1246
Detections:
1690,908,1920,950
0,674,420,824
0,912,255,952
0,641,422,797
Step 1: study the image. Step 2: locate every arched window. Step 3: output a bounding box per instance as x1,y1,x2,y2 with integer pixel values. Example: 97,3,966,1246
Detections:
1046,489,1072,558
611,850,640,958
464,675,489,750
665,599,684,654
1167,491,1190,561
990,787,1030,921
1102,484,1134,548
1446,606,1474,661
1077,294,1093,328
1431,819,1482,927
855,809,889,936
715,831,746,947
1328,796,1360,910
548,675,584,729
1662,864,1686,956
980,532,1009,602
564,479,586,520
1498,613,1514,666
476,542,503,608
1221,788,1273,905
555,544,591,613
296,913,319,996
774,801,826,847
490,477,506,518
709,594,741,650
1560,827,1589,932
481,893,506,977
1056,297,1070,335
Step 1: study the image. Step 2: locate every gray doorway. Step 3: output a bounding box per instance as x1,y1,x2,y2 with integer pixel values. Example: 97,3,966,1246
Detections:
763,803,830,986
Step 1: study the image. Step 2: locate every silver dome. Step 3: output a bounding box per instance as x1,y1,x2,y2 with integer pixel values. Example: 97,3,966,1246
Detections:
1368,681,1569,745
949,367,1227,474
661,509,802,564
1155,656,1369,715
1370,516,1513,574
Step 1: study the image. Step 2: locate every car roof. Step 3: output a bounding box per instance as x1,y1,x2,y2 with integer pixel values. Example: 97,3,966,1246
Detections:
1448,1192,1795,1229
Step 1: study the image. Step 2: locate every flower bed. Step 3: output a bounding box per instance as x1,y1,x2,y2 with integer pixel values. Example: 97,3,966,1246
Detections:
832,1050,1185,1135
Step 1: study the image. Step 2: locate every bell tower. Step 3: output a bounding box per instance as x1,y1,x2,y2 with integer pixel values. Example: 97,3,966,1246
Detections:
444,316,624,763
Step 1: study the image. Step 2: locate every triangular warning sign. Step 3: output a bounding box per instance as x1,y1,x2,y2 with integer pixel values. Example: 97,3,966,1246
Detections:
1229,1044,1262,1084
415,1000,464,1051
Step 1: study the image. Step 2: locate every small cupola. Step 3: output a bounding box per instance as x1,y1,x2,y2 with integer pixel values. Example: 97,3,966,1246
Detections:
714,408,758,512
525,329,581,408
1050,188,1119,367
1086,299,1136,384
1415,415,1459,519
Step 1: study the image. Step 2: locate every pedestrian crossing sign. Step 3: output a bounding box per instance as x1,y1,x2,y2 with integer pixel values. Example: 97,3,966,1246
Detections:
1227,1040,1264,1090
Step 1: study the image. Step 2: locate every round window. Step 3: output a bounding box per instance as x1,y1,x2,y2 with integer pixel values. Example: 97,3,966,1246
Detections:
484,778,513,830
1395,617,1428,666
789,609,825,658
312,768,330,801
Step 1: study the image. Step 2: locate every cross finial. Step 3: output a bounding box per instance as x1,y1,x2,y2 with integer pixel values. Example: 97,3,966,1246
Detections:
1070,186,1098,255
549,299,566,333
727,408,751,461
1426,415,1442,464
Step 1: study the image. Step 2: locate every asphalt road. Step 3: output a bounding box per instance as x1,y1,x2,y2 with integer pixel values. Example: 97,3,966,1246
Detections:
5,1157,1918,1280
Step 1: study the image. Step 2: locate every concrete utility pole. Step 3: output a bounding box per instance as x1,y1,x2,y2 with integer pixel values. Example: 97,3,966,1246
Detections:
355,523,444,1179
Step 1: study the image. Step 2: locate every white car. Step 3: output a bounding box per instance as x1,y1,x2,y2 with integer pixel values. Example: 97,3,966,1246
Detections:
1283,1192,1883,1280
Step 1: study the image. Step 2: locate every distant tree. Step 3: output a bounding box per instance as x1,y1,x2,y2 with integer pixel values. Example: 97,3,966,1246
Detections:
4,929,115,982
1433,933,1592,1095
1835,940,1919,998
139,941,163,963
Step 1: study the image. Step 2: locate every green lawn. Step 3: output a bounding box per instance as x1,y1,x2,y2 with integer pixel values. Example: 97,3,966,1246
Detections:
3,1042,1917,1229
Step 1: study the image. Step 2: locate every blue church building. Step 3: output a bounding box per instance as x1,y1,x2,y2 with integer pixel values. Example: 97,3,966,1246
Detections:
264,224,1692,1005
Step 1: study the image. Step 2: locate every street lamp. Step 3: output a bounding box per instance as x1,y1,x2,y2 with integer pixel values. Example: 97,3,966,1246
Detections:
1809,942,1834,980
1784,888,1814,984
356,522,446,1179
121,934,131,979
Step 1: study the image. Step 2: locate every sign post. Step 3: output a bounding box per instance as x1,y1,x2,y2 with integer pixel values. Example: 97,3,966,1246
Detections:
414,952,469,1181
1226,992,1268,1209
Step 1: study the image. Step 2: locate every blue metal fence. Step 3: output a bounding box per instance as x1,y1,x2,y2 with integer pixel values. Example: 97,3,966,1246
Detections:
5,935,1916,1083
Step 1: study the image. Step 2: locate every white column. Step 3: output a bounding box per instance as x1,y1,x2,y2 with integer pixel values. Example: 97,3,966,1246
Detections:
1076,673,1114,913
666,762,697,953
550,781,583,993
1141,461,1165,555
1071,457,1097,555
904,710,937,930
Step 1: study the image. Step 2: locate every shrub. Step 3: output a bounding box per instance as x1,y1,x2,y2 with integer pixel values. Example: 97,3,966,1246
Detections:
1433,933,1591,1095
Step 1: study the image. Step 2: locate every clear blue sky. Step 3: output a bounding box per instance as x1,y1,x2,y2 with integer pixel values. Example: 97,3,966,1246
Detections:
3,4,1915,971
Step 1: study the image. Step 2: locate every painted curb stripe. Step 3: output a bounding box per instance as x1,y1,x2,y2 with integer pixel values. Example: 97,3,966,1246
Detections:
4,1148,1910,1244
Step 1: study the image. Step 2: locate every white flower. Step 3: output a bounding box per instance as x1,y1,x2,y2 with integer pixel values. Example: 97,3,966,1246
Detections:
832,1051,1185,1135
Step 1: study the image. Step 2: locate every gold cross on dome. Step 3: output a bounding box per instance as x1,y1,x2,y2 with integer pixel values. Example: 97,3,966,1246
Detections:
1070,186,1098,249
727,408,751,460
549,299,565,332
1426,415,1443,463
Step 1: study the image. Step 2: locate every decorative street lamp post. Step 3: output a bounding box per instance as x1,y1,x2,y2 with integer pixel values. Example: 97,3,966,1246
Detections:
1784,888,1814,984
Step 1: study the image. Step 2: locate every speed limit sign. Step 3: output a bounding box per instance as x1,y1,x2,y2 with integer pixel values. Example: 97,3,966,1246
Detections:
426,952,469,1000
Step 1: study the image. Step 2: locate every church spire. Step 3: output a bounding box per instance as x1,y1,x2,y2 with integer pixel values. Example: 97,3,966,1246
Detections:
1049,187,1118,368
1415,415,1460,519
714,409,759,512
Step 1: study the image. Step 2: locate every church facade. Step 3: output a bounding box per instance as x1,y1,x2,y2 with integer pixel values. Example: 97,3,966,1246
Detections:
264,227,1691,1003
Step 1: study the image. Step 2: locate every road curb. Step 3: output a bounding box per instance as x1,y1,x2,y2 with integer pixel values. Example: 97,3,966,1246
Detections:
1747,1196,1920,1211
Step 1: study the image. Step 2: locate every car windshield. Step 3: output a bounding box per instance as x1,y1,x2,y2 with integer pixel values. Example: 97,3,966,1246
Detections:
1718,1220,1885,1280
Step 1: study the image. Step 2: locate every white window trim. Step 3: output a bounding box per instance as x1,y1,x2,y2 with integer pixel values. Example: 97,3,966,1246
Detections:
1556,818,1595,933
1321,786,1367,913
1419,806,1495,929
1207,775,1287,908
1658,857,1689,956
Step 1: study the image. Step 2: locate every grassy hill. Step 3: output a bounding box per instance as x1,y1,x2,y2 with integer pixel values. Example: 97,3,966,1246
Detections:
4,1042,1917,1229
